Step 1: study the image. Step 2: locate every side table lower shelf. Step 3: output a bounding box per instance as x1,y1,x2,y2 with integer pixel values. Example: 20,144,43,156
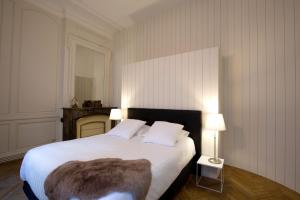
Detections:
196,156,224,193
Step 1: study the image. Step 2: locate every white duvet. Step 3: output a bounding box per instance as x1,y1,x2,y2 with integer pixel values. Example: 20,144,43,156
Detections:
20,134,195,200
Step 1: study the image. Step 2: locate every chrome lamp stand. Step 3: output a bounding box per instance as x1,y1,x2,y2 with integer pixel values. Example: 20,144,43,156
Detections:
208,131,222,164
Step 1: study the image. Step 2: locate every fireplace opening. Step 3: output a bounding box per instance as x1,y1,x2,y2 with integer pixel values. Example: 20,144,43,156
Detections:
76,115,111,138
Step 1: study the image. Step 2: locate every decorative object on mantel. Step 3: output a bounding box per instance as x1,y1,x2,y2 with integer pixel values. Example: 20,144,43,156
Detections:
109,109,122,124
205,113,226,164
71,97,79,108
82,100,102,108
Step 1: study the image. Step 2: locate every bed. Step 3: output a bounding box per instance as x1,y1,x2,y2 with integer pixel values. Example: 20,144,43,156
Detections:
21,108,202,200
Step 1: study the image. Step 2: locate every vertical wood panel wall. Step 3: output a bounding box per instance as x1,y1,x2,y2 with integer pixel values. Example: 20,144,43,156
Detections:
112,0,300,193
122,48,220,157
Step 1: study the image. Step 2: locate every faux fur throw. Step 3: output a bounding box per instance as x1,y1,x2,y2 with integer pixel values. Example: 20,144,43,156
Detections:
44,158,152,200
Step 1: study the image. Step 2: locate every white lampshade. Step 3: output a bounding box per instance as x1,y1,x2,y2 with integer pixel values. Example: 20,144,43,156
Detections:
109,109,122,120
205,113,226,131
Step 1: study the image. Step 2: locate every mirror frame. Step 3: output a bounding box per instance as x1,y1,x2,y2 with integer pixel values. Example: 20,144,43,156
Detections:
65,34,111,107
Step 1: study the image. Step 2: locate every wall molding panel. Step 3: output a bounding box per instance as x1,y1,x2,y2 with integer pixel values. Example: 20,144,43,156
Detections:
295,0,300,193
14,7,61,114
0,0,13,115
0,124,10,154
15,120,56,150
112,0,300,193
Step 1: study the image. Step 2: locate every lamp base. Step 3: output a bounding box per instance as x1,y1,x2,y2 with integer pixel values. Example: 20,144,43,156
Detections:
208,157,222,164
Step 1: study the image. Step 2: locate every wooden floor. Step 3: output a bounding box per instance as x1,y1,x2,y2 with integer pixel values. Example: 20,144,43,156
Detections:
0,160,300,200
0,160,25,200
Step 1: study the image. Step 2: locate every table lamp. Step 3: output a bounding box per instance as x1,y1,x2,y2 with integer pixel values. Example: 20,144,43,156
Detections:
205,113,226,164
109,109,122,124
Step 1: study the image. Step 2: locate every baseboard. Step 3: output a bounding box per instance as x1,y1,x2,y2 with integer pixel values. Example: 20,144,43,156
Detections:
0,152,25,164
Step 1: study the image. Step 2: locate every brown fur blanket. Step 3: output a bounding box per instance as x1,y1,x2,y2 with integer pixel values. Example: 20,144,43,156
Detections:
44,158,152,200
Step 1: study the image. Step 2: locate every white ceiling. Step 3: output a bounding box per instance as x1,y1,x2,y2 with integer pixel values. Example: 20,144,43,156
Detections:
70,0,186,28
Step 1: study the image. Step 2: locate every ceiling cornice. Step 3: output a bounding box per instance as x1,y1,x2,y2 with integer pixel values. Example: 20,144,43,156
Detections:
69,0,123,31
23,0,120,40
23,0,64,18
64,10,115,40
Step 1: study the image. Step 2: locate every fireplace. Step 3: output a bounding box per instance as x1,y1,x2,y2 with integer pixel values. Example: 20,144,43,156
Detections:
62,107,116,141
76,115,110,138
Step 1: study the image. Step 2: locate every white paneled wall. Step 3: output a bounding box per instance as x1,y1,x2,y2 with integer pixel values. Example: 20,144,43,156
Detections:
122,48,219,156
0,0,62,162
0,0,113,162
112,0,300,193
295,0,300,193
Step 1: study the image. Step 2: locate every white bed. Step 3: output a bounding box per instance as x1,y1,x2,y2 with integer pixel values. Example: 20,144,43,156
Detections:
20,134,195,200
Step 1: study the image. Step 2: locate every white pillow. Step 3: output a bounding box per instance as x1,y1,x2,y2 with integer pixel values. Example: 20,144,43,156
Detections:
177,130,190,141
143,121,184,146
135,125,150,137
106,119,146,139
181,130,190,137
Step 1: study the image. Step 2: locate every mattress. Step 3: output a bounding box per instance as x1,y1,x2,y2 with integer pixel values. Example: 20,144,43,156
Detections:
20,134,195,200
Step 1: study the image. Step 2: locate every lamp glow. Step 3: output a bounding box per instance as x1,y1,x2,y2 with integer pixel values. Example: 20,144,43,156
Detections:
205,113,226,164
205,114,226,131
109,109,122,120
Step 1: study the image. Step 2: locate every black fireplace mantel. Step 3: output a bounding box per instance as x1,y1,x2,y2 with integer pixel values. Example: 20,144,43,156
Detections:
61,107,116,141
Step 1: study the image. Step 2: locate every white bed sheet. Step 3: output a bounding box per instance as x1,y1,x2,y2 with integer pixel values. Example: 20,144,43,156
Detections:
20,134,195,200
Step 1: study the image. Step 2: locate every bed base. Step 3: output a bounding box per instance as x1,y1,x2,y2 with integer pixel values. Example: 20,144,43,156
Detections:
158,158,194,200
23,181,38,200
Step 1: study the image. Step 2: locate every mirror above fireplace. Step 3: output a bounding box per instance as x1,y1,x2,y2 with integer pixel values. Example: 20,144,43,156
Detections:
65,35,111,107
75,45,107,106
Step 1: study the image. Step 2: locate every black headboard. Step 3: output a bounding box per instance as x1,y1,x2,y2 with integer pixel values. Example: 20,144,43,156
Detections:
127,108,202,165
